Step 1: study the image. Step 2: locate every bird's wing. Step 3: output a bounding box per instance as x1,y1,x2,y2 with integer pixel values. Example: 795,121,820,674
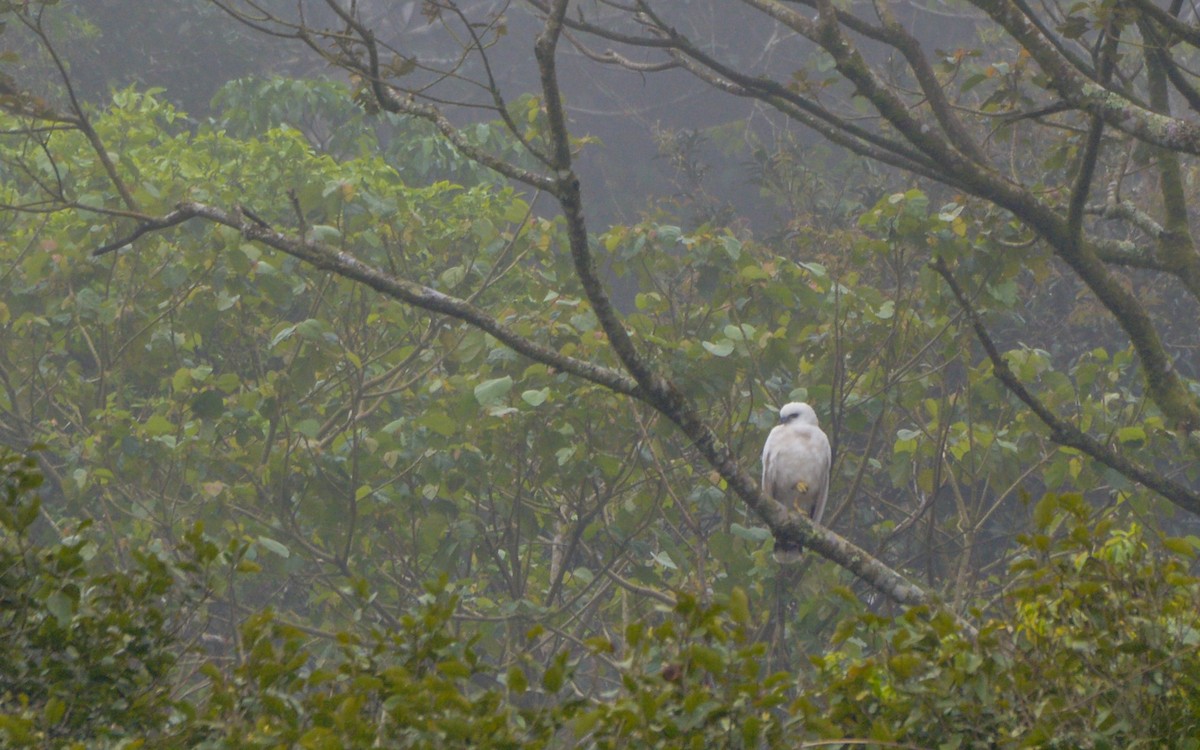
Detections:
806,429,832,524
811,449,831,525
761,436,772,497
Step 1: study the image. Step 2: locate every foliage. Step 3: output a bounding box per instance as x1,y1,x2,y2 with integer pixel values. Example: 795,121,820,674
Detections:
0,82,848,676
3,0,1200,743
4,452,1199,748
0,448,215,747
0,75,1183,679
803,494,1200,748
190,587,560,749
212,76,534,184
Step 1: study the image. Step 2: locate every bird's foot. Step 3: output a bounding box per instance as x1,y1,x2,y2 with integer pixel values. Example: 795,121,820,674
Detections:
793,480,809,494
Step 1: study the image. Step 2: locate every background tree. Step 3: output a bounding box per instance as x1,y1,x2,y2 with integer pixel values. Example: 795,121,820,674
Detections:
533,0,1200,505
1,0,1200,745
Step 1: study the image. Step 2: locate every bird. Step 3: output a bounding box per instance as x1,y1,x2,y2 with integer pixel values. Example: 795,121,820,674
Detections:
761,401,831,563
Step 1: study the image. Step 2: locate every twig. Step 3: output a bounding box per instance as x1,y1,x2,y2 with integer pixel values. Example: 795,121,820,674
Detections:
287,188,307,234
239,204,272,229
92,205,199,257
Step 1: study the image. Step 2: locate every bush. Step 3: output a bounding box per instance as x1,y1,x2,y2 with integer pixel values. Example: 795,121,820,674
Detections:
801,494,1200,748
0,449,213,748
4,450,1198,749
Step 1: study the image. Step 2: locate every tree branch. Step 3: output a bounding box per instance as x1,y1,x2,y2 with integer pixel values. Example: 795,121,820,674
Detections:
931,256,1200,515
92,206,196,256
1140,16,1200,303
95,202,639,397
17,12,139,212
972,0,1200,155
531,0,944,610
553,0,1200,448
96,188,948,614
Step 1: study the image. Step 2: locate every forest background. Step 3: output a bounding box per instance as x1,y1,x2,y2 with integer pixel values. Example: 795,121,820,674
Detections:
3,0,1200,747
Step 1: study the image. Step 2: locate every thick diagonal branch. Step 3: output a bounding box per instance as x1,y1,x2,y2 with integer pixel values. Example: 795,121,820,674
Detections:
1140,17,1200,303
725,0,1200,432
973,0,1200,155
96,202,638,398
98,199,940,609
932,257,1200,516
532,0,934,608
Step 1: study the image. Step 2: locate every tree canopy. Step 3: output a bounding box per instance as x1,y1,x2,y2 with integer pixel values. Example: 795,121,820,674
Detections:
1,0,1200,746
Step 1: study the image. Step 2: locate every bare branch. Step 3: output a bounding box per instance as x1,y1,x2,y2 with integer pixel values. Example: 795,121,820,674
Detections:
16,12,139,212
92,207,196,257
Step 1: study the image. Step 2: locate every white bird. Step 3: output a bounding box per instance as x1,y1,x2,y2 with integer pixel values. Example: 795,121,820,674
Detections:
761,401,831,563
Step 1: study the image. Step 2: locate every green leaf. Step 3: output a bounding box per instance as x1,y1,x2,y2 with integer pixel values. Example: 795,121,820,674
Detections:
938,202,965,221
143,414,175,436
521,388,549,406
724,324,755,341
702,340,734,357
542,653,567,692
1162,536,1196,558
691,644,724,672
960,72,987,93
419,410,457,437
295,418,321,438
474,376,514,406
257,535,291,558
216,291,239,311
987,279,1017,306
45,591,74,626
720,235,742,260
572,567,594,585
1032,493,1059,531
1116,426,1146,444
306,224,342,243
440,265,467,287
506,666,528,693
729,587,750,624
43,697,66,726
651,550,677,570
190,390,225,419
270,324,298,348
730,523,770,542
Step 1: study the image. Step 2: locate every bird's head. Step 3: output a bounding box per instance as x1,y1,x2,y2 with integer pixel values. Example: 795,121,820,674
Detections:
778,401,819,427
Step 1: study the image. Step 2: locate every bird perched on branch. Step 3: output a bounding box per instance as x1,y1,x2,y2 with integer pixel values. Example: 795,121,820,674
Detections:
761,401,831,563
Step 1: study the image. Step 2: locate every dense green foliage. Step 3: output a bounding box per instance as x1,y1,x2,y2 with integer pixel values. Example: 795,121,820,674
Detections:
0,449,199,745
3,0,1200,744
3,450,1199,748
0,82,1191,746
